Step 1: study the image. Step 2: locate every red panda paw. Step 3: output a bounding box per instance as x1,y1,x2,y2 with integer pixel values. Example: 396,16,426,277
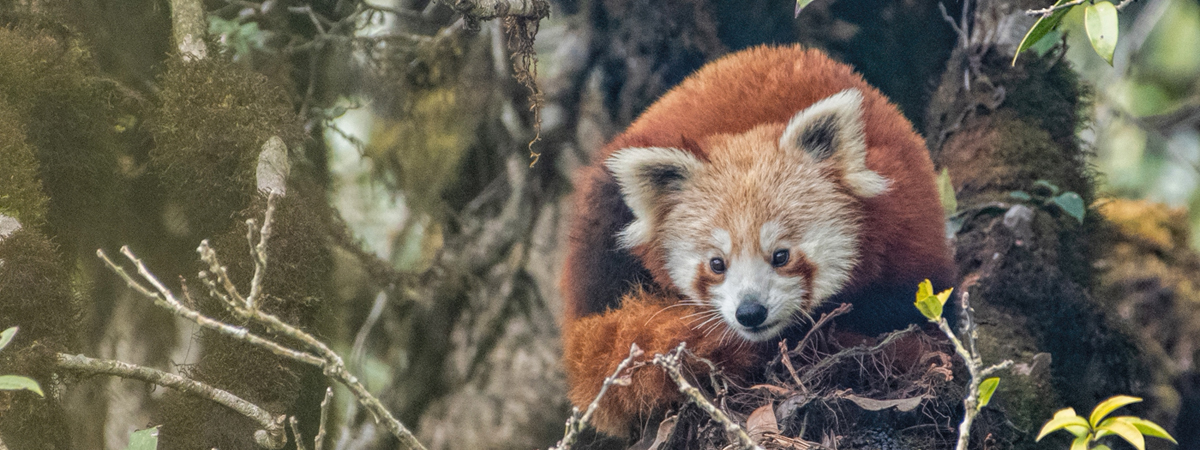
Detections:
562,289,761,437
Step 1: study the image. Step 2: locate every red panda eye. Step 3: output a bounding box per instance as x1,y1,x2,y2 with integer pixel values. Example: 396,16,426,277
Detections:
709,258,726,274
772,249,790,267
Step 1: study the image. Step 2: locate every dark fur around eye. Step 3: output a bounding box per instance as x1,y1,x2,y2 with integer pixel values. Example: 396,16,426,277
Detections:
710,257,726,274
772,249,790,267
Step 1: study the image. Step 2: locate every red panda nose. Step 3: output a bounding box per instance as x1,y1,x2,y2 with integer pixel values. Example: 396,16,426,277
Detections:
735,301,768,327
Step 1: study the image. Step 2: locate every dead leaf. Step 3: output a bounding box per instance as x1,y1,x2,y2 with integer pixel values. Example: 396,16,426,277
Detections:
750,384,793,396
747,404,780,441
842,394,925,412
647,414,677,450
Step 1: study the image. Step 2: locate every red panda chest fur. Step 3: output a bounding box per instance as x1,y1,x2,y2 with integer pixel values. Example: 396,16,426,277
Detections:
560,45,956,437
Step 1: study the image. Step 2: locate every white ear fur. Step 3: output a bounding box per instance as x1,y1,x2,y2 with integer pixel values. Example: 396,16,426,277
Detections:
779,88,889,198
605,147,703,248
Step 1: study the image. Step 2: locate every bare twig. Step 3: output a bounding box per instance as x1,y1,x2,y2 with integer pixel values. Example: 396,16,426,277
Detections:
290,417,309,450
316,387,333,450
97,248,325,367
56,353,286,449
551,343,644,450
654,343,764,450
1025,0,1087,16
97,195,429,450
938,291,1014,450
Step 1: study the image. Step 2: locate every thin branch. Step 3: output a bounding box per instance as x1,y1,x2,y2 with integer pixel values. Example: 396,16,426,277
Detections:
97,196,429,450
316,387,333,450
245,192,278,309
56,353,286,449
290,417,309,450
654,343,764,450
1025,0,1087,16
551,343,644,450
97,249,325,367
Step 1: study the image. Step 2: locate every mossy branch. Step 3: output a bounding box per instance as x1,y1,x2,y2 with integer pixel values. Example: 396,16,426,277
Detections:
56,353,287,448
98,194,429,450
169,0,208,60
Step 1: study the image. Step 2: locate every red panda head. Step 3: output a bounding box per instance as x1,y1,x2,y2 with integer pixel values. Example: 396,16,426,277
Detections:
606,89,889,341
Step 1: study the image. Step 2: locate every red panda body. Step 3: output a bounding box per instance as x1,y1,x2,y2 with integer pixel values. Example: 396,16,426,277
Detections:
562,45,955,436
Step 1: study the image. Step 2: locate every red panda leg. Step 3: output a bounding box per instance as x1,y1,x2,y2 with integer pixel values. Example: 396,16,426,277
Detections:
562,289,761,437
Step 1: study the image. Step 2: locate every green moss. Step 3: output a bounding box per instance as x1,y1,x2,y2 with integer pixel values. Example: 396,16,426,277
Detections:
0,102,49,228
150,56,301,236
0,24,121,256
0,228,80,449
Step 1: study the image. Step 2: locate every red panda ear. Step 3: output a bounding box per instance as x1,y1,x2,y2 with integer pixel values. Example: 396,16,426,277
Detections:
779,88,889,198
605,147,703,248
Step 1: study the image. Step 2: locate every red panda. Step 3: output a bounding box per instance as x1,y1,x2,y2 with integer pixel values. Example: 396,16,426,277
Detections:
561,45,956,437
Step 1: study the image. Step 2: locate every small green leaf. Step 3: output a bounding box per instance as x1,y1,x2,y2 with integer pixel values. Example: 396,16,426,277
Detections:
1038,408,1090,441
1071,436,1091,450
1092,446,1112,450
0,374,44,397
937,168,958,216
1033,179,1061,195
794,0,816,17
917,279,934,300
1052,192,1086,223
124,426,160,450
1090,395,1142,427
1124,417,1177,444
1085,1,1119,65
1013,0,1075,66
1096,417,1145,450
978,377,1000,409
1009,191,1033,201
0,326,16,351
915,295,944,321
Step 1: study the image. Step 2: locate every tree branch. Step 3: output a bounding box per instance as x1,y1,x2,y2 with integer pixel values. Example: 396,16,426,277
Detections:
654,343,764,450
56,353,287,449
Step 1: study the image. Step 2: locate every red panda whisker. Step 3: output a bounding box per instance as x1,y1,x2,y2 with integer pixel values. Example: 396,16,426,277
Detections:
645,302,696,324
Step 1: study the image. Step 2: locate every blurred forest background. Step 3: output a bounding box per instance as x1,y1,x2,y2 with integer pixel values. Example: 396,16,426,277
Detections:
0,0,1199,449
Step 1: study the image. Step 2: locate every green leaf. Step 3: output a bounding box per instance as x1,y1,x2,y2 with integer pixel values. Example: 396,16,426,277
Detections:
1092,446,1112,450
1033,179,1061,195
915,295,944,321
794,0,816,17
0,374,44,397
1013,0,1076,66
1038,408,1090,441
1070,436,1091,450
1052,192,1086,223
0,326,16,351
1090,395,1142,427
124,426,160,450
978,377,1000,409
1124,417,1177,444
917,279,934,300
1009,191,1033,201
1085,1,1119,65
1096,417,1145,450
937,168,957,216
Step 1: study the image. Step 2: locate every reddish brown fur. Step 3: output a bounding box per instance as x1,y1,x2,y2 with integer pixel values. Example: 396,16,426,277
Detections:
563,288,761,435
561,45,955,436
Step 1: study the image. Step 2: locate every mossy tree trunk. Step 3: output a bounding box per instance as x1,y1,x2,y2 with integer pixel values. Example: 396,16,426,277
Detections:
0,0,1191,449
